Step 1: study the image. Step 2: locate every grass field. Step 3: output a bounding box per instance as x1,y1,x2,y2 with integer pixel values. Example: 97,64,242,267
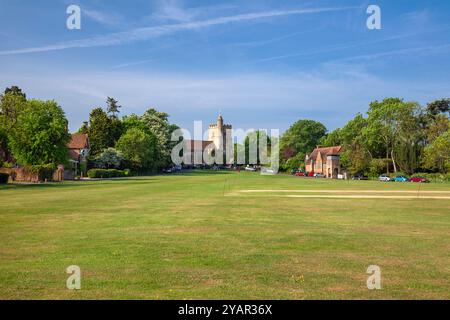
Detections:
1,172,449,300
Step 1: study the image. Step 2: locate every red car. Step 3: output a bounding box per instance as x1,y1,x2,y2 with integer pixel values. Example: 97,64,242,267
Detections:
295,171,305,177
410,176,429,183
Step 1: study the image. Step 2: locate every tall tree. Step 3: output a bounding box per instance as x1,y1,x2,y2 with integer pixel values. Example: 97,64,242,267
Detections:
422,129,450,173
427,99,450,116
365,98,422,173
77,121,89,134
280,119,327,170
141,108,178,168
106,97,121,118
4,86,26,99
116,128,157,171
0,86,27,131
8,100,70,165
244,130,271,165
320,128,342,147
88,108,114,156
339,114,371,174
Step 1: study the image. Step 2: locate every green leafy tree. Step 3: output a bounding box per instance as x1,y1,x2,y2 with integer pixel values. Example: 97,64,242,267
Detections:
283,153,305,172
4,86,26,98
320,128,342,147
365,98,423,173
8,100,70,165
106,97,121,119
427,99,450,116
0,86,27,131
280,119,327,170
116,128,157,170
77,121,89,134
337,114,372,174
88,108,114,156
422,129,450,173
0,125,8,162
141,108,179,168
94,148,125,169
244,130,271,165
425,114,449,144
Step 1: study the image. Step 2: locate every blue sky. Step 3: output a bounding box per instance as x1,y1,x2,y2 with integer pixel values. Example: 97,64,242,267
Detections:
1,0,450,134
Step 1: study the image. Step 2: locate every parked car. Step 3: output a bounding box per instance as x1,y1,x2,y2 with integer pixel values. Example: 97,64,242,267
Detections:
295,171,305,177
352,173,369,180
314,173,326,178
307,172,315,177
261,167,275,174
394,175,409,182
379,174,391,182
410,176,429,183
245,165,256,172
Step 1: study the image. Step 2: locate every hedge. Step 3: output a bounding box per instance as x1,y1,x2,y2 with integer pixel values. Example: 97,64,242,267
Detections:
0,172,9,184
87,169,127,178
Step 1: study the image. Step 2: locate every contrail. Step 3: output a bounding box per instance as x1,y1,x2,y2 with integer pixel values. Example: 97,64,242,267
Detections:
0,6,360,55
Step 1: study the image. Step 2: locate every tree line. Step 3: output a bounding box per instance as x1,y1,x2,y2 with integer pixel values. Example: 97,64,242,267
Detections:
1,86,448,177
77,97,179,172
279,98,450,176
0,86,179,174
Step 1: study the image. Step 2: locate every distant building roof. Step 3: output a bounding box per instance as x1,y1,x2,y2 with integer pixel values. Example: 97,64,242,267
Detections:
68,133,89,150
306,146,342,164
184,139,214,151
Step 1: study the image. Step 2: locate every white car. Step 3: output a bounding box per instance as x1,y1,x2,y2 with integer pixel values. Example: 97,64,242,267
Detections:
245,166,256,172
261,167,275,175
314,173,326,178
379,174,391,182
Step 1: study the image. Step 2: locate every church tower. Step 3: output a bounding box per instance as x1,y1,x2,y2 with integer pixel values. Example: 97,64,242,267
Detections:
208,114,232,164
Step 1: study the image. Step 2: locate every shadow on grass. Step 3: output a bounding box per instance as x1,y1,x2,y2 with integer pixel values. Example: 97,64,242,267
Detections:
0,171,236,191
0,177,159,190
177,170,235,176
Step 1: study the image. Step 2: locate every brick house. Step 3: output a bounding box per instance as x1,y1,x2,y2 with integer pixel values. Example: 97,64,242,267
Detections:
67,133,90,177
305,145,342,178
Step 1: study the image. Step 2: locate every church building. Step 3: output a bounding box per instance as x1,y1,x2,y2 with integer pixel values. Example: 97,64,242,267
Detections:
184,114,232,165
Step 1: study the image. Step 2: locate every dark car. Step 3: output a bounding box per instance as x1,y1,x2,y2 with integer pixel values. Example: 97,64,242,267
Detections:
352,173,369,180
410,176,429,183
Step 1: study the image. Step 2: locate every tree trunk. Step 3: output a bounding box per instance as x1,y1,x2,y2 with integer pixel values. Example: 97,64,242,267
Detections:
391,149,397,173
386,145,389,174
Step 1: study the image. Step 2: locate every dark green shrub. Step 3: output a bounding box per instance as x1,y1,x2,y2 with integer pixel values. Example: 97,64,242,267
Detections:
0,172,9,184
87,169,105,178
87,169,126,178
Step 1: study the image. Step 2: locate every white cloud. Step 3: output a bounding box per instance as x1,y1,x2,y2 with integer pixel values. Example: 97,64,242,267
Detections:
2,65,448,133
83,8,122,26
0,6,360,55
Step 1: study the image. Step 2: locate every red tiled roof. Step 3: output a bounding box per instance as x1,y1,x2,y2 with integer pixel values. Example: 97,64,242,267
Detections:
68,133,89,149
307,146,342,163
184,140,214,151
